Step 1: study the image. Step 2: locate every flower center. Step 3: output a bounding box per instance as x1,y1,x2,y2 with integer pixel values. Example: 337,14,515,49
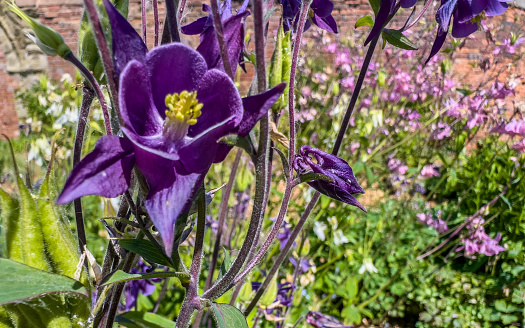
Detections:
163,91,203,141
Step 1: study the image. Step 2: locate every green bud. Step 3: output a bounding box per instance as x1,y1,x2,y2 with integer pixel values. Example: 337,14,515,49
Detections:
5,1,71,58
268,23,292,113
299,238,310,257
238,281,253,302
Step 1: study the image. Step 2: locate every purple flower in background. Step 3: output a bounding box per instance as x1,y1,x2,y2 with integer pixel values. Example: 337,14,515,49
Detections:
427,0,509,62
388,158,408,175
252,281,295,309
181,0,250,75
281,0,338,33
417,213,448,233
306,311,352,328
513,140,525,154
293,145,366,212
420,165,440,178
289,256,312,274
57,1,285,256
124,260,161,311
456,217,506,258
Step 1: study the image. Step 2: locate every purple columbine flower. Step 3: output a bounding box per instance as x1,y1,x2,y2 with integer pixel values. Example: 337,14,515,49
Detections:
181,0,250,75
281,0,338,33
305,311,351,328
293,145,366,212
57,0,285,256
123,260,161,311
427,0,509,62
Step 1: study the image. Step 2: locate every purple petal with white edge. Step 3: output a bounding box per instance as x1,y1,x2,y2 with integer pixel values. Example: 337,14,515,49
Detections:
121,126,180,161
119,60,163,137
57,136,135,204
400,0,417,8
485,0,508,16
146,44,208,116
103,0,147,84
311,13,338,33
311,0,334,18
365,0,396,45
144,172,203,256
237,83,286,137
455,0,488,23
426,28,447,64
189,69,243,136
181,15,212,35
435,0,457,31
451,18,478,38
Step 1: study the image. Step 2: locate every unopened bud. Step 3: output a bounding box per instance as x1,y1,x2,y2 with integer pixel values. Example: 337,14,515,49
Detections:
6,1,71,58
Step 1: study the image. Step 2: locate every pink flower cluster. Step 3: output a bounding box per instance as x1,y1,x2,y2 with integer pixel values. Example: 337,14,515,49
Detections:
456,217,506,258
417,213,448,233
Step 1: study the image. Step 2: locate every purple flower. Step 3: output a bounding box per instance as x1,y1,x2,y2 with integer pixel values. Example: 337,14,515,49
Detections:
252,281,295,309
289,256,312,274
420,165,440,178
293,145,366,212
57,1,285,256
456,217,506,258
417,213,448,233
181,0,250,75
281,0,338,33
364,0,417,45
306,311,351,328
427,0,509,62
123,260,160,311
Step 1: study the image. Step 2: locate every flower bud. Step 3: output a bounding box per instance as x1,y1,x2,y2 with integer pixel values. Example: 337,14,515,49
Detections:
6,1,71,58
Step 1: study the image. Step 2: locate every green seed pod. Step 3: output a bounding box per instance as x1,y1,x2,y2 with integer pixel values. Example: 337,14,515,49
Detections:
38,173,83,283
5,1,71,58
0,188,22,262
238,281,253,303
268,23,292,114
16,176,50,271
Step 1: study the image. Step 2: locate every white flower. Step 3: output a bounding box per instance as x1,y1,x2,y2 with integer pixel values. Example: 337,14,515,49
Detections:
359,258,378,274
333,230,349,246
313,221,327,241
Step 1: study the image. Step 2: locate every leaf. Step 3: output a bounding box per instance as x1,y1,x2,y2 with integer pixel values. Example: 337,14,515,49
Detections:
116,311,176,328
0,258,87,305
501,314,518,325
342,305,362,324
218,248,231,281
259,274,278,307
211,303,249,328
273,147,290,180
355,16,374,29
494,299,517,313
345,277,358,300
118,239,173,267
382,29,418,50
368,0,381,15
100,269,190,286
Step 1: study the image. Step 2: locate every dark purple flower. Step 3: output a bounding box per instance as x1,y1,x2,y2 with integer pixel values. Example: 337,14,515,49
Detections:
293,145,366,212
289,256,312,274
57,1,285,256
281,0,338,33
181,0,250,75
123,260,161,311
306,311,351,328
427,0,509,62
251,281,295,309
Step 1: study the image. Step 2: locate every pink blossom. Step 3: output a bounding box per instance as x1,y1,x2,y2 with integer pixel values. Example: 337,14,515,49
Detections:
421,165,439,178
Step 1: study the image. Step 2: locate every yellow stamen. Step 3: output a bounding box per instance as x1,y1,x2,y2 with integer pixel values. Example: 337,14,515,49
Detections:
164,91,203,126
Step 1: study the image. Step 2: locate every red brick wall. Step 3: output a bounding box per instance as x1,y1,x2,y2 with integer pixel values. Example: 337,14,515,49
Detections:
0,0,524,138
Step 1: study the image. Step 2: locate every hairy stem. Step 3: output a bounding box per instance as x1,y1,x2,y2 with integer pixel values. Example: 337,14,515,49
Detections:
141,0,147,44
153,0,159,46
166,0,181,42
82,0,121,124
210,0,233,79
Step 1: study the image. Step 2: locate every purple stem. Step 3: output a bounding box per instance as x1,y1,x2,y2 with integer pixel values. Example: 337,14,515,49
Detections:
176,192,207,328
82,0,121,125
210,0,234,79
65,52,112,135
153,0,159,46
142,0,147,45
402,0,433,31
166,0,181,42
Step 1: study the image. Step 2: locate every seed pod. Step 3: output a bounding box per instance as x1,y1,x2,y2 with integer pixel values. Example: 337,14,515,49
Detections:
38,173,83,283
16,176,50,271
0,188,22,261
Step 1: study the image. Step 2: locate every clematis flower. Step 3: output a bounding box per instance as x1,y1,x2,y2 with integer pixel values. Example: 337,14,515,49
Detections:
293,145,366,212
281,0,338,33
181,0,250,75
57,1,285,256
306,311,351,328
427,0,509,62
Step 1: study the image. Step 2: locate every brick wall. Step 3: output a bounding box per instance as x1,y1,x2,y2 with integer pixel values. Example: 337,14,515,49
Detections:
0,0,524,138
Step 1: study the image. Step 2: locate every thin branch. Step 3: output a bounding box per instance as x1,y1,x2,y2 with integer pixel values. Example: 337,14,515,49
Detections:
141,0,147,44
153,0,159,46
210,0,234,79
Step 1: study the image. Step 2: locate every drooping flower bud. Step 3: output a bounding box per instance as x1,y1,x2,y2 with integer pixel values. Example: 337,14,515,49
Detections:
6,1,71,58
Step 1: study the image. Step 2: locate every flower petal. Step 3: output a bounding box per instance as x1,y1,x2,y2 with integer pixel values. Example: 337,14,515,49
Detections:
485,0,508,17
144,171,203,256
181,15,212,35
57,136,135,204
435,0,457,32
309,180,367,212
456,0,488,23
365,0,395,45
119,60,163,137
451,18,478,38
237,83,286,137
145,44,208,115
311,13,338,33
400,0,418,8
103,0,147,83
311,0,334,18
426,28,447,64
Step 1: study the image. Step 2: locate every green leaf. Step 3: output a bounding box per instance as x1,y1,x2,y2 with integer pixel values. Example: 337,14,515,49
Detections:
273,147,290,180
0,258,87,305
118,239,173,267
382,29,418,50
116,311,176,328
345,277,358,300
494,300,517,313
218,248,231,281
342,305,362,324
355,16,374,29
211,303,249,328
0,187,21,261
368,0,381,15
100,269,189,286
501,314,518,325
259,274,278,307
